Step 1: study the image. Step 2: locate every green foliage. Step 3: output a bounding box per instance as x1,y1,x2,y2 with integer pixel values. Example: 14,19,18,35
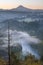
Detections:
9,52,43,65
0,52,43,65
30,41,43,56
10,51,21,65
40,56,43,61
0,58,6,65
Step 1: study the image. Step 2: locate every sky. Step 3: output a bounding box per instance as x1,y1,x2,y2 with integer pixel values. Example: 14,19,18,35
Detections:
0,0,43,9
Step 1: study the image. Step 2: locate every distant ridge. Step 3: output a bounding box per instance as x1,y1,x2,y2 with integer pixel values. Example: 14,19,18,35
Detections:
0,5,43,12
11,5,32,12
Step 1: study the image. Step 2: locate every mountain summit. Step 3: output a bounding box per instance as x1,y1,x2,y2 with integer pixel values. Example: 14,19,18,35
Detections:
0,5,43,12
11,5,32,12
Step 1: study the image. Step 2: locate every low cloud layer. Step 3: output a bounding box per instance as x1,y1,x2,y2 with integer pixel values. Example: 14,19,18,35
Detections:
1,30,40,58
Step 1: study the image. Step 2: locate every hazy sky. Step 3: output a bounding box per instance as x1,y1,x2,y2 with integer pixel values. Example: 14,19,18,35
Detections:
0,0,43,9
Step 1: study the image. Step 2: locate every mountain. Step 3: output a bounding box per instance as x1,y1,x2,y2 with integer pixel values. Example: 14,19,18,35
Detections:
11,5,32,12
0,5,43,12
11,5,43,12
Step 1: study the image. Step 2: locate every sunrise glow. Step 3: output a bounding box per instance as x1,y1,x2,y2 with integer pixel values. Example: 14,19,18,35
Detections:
0,0,43,9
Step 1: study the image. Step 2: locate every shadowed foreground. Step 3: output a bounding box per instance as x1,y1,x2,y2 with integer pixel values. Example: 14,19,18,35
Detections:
0,52,43,65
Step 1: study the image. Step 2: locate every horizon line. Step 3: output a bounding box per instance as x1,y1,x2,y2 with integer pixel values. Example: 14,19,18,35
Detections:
0,5,43,10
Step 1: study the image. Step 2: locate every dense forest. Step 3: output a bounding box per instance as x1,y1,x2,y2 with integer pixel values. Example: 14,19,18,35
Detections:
0,24,43,65
0,51,43,65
